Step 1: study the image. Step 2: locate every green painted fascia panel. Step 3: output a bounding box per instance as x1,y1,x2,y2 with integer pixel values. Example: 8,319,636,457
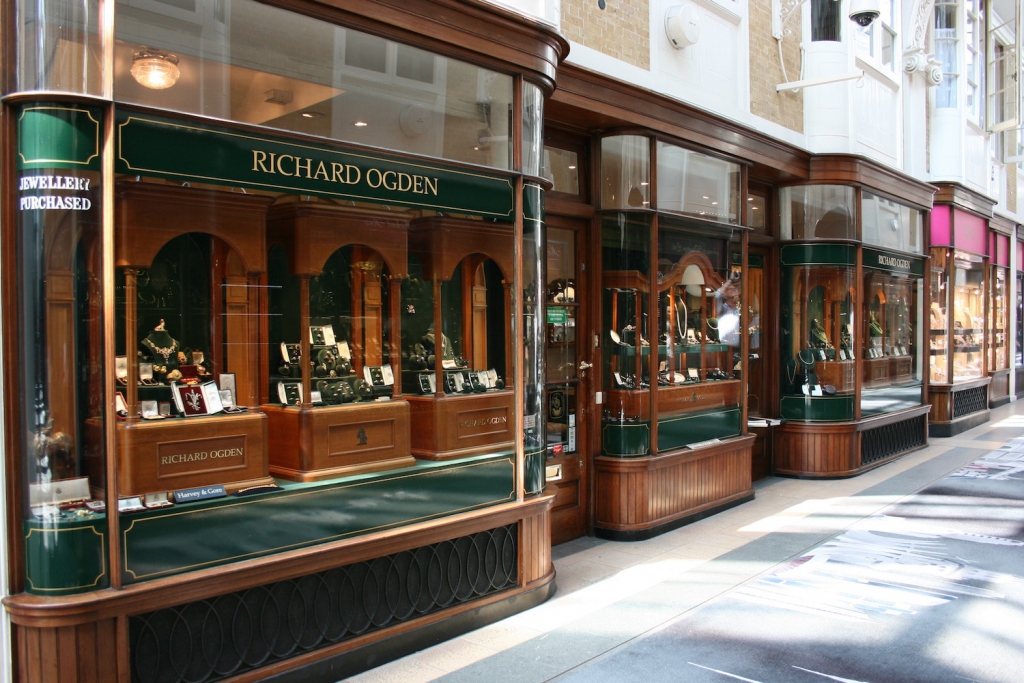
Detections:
602,421,651,457
524,447,546,495
780,395,856,422
121,454,514,583
18,104,102,170
780,244,857,267
657,407,742,451
24,519,108,595
115,110,515,218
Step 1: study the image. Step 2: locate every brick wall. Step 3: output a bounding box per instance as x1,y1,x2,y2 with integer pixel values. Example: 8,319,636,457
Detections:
562,0,650,70
748,1,802,132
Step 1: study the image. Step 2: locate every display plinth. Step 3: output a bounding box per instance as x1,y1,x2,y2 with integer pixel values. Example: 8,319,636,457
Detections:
264,400,414,481
116,412,272,496
406,391,514,460
594,435,754,540
816,359,856,392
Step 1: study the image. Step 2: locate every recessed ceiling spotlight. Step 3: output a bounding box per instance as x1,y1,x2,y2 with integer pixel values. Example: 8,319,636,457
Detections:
354,121,368,127
702,195,710,200
568,165,577,170
301,111,323,118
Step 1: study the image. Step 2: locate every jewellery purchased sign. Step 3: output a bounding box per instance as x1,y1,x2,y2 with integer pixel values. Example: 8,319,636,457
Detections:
116,111,514,218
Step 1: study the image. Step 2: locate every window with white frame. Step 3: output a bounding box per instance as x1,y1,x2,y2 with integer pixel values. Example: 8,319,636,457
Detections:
987,0,1021,135
966,0,985,125
935,0,960,108
855,0,896,72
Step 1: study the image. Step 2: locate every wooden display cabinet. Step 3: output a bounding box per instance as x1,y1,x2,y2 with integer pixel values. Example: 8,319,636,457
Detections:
115,182,275,496
405,217,515,460
263,203,416,479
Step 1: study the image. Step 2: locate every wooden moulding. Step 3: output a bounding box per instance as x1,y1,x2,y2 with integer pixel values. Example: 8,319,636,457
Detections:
4,488,557,683
116,412,273,496
774,405,932,478
408,217,514,282
989,370,1011,407
263,400,415,481
406,392,515,460
594,435,755,540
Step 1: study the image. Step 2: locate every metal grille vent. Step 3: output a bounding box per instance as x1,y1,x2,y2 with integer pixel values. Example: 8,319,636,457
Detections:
952,386,988,418
861,415,926,466
129,524,518,683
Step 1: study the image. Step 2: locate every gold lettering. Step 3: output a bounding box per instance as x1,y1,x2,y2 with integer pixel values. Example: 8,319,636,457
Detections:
267,152,278,174
331,162,346,183
295,156,312,178
252,150,271,173
413,175,423,194
276,154,293,177
398,172,412,192
313,161,329,181
381,170,398,191
366,168,383,188
346,165,361,185
423,176,438,195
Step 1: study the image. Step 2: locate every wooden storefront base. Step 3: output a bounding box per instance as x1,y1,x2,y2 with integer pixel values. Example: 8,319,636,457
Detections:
5,490,556,683
928,377,991,437
774,405,931,478
594,435,755,541
264,401,415,481
989,370,1011,408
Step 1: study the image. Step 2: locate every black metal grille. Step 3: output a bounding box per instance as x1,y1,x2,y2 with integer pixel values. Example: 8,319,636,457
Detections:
952,385,988,418
129,524,518,683
861,415,926,466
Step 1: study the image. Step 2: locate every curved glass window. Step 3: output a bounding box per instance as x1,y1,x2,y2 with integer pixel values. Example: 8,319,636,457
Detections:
656,142,741,224
15,0,101,94
780,185,856,240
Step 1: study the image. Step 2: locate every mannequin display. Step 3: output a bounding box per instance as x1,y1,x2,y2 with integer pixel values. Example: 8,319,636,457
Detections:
140,319,180,380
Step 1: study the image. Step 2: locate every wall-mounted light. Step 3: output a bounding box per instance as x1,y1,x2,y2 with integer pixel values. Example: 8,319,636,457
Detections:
131,48,180,90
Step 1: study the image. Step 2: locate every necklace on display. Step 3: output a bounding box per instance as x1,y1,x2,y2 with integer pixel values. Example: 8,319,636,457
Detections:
786,359,797,384
143,338,178,363
797,349,816,368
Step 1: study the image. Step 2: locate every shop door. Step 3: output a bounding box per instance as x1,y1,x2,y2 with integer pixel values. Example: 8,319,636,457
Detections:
748,249,773,480
545,218,588,544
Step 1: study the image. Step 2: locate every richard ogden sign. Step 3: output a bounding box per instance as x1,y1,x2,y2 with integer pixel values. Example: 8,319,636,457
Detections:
115,111,514,218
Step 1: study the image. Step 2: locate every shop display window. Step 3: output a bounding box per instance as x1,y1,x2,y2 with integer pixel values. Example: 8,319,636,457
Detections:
780,185,856,240
1016,271,1024,367
990,265,1009,372
546,227,578,454
779,246,857,421
929,252,950,384
952,251,986,381
861,269,923,416
600,212,743,455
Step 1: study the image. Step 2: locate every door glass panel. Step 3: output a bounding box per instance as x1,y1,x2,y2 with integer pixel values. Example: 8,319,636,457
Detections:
546,226,578,455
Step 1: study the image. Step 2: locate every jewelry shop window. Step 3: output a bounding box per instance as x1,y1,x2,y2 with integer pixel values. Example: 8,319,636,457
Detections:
780,245,858,421
780,185,856,241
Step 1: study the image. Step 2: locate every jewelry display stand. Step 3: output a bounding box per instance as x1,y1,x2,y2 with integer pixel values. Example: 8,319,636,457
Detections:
115,182,274,496
264,203,414,480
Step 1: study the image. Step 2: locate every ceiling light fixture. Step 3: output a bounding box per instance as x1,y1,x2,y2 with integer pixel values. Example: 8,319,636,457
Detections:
354,121,368,127
301,111,323,119
131,47,180,90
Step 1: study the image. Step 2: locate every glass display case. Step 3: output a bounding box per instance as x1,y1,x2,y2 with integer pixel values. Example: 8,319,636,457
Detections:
600,212,743,455
951,251,986,381
861,266,923,416
263,203,414,480
929,252,949,384
115,182,275,497
779,246,857,421
403,216,514,460
989,265,1008,373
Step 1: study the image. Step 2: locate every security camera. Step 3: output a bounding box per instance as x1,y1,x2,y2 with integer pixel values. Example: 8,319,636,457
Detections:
849,0,881,28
